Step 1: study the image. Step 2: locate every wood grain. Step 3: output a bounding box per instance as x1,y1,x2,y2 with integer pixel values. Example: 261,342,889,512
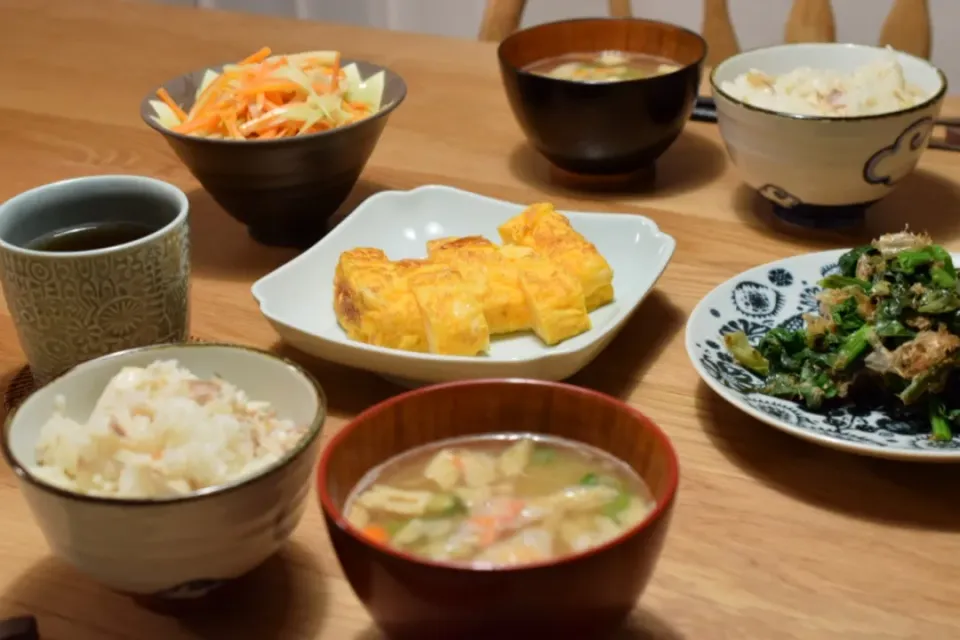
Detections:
2,1,960,639
479,0,634,41
879,0,932,59
784,0,836,45
479,0,525,42
703,0,933,66
701,0,740,67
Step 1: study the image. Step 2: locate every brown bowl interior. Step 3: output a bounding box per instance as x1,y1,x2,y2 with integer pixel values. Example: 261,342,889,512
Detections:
321,379,677,535
499,17,706,71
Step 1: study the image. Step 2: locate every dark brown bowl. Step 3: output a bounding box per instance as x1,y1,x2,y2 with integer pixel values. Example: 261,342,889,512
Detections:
498,18,706,176
140,60,406,248
317,379,679,639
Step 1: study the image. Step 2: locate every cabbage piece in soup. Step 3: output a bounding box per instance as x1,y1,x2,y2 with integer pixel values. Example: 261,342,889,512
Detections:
525,50,681,83
344,433,655,568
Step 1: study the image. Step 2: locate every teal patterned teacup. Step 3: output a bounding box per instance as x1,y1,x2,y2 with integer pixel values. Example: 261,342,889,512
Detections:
0,175,190,383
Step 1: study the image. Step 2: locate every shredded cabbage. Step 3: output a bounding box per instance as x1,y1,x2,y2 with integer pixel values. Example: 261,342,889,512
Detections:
149,48,388,140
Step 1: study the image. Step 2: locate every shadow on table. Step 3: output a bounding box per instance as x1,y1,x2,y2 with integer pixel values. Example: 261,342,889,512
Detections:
351,609,685,640
269,290,684,411
270,341,400,419
730,168,960,249
570,290,685,400
165,540,327,640
2,541,326,640
507,129,726,201
189,179,391,282
695,381,960,531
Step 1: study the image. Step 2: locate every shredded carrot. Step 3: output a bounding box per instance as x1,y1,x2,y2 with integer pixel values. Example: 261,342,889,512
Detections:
238,108,288,135
237,80,304,96
153,47,379,141
173,113,219,135
329,52,341,92
222,110,243,139
361,525,390,544
238,46,272,65
156,87,188,122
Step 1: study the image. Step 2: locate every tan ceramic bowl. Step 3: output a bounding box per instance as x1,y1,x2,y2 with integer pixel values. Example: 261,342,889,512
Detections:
1,343,326,598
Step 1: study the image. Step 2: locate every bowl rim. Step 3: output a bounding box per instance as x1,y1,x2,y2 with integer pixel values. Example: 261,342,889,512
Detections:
0,342,328,506
709,42,948,123
316,377,680,573
497,16,707,84
139,57,408,146
0,175,188,259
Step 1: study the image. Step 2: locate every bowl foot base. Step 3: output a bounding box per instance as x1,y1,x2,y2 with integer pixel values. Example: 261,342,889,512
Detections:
772,201,875,229
248,223,325,249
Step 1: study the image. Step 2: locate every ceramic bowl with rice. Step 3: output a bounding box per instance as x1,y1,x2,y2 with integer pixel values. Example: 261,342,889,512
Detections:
710,43,947,228
1,343,326,598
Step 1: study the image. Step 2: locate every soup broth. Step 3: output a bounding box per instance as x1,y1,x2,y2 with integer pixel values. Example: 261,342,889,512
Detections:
344,433,655,568
526,51,681,83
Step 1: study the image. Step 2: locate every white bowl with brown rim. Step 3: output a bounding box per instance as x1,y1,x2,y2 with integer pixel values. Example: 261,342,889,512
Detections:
711,43,947,228
1,342,326,598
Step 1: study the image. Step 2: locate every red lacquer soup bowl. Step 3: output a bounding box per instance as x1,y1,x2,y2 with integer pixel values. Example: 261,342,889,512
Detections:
317,379,679,639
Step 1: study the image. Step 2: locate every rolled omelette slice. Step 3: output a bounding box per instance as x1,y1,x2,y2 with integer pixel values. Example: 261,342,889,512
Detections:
333,249,428,352
500,245,591,346
403,261,490,356
498,203,614,311
333,248,393,342
427,236,531,335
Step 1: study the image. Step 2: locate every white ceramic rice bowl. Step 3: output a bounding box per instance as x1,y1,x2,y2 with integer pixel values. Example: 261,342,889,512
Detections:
0,343,326,598
711,43,947,213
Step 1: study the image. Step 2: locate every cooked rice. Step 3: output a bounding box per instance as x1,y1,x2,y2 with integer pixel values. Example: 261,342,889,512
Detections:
720,52,928,117
31,359,307,498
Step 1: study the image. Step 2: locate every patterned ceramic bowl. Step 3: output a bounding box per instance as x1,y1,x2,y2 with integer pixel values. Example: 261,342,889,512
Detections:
1,343,326,597
711,43,947,228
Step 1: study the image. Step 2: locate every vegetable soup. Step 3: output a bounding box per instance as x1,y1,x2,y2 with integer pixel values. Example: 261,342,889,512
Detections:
344,433,655,568
525,51,681,83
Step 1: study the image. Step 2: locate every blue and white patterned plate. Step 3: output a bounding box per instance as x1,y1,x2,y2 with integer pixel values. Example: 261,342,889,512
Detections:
686,250,960,461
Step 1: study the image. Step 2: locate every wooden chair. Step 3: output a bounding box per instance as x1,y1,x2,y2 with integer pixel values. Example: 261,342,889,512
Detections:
703,0,932,66
481,0,931,67
479,0,632,42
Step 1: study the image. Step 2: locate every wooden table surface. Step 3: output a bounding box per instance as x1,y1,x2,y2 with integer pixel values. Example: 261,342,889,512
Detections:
2,1,960,638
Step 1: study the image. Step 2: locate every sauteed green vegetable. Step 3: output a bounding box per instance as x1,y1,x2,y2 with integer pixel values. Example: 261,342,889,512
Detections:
726,231,960,441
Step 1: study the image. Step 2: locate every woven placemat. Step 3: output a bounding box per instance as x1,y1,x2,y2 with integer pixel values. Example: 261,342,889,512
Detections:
3,336,210,415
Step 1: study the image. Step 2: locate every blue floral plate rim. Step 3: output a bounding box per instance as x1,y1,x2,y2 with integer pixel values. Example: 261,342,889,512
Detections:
685,248,960,462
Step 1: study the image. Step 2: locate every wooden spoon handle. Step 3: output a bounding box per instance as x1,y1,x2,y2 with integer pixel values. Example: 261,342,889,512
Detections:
609,0,632,18
879,0,931,59
478,0,526,42
702,0,741,66
784,0,836,44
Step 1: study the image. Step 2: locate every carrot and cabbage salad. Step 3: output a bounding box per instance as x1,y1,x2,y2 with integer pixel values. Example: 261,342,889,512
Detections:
149,47,387,140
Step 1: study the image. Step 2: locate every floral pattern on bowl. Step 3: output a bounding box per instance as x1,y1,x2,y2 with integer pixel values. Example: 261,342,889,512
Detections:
686,249,960,461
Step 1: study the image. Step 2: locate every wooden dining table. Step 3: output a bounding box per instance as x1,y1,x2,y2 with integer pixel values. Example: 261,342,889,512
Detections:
2,1,960,638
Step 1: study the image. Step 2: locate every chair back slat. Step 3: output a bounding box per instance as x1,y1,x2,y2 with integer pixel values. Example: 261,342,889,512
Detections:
702,0,740,66
480,0,632,41
784,0,836,45
879,0,932,59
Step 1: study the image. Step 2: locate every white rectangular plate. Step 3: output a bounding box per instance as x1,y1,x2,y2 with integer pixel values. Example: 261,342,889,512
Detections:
251,185,676,385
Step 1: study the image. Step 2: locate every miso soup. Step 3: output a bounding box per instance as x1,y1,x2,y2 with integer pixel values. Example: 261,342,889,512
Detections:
525,50,681,83
343,433,655,568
